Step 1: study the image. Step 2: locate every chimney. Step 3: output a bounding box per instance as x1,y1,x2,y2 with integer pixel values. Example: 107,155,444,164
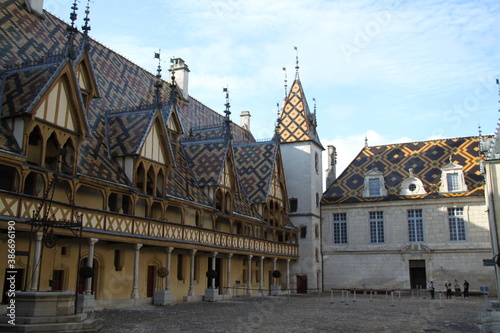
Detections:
325,145,337,189
240,111,251,131
26,0,44,18
169,58,190,100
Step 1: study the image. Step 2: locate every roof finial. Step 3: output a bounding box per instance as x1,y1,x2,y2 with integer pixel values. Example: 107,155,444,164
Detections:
223,87,232,140
364,135,368,148
283,67,288,99
294,46,300,79
81,0,92,50
313,98,317,127
169,57,176,85
449,155,453,164
275,102,281,132
153,50,163,107
65,1,79,60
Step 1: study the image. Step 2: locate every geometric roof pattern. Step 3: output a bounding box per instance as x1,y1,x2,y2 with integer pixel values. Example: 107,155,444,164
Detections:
278,78,322,148
106,108,157,157
0,1,287,223
234,141,279,204
322,137,485,204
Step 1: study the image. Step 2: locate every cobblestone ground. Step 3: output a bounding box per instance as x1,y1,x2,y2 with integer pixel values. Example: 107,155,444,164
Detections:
95,292,491,333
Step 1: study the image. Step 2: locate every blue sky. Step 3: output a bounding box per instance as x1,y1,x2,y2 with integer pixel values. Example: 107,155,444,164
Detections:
46,0,500,177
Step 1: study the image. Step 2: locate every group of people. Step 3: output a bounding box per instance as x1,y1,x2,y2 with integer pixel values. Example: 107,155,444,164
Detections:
427,279,469,299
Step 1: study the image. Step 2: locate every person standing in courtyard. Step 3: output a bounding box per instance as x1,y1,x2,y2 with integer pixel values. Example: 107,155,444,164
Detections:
454,279,461,299
463,280,470,299
428,281,435,299
445,281,452,299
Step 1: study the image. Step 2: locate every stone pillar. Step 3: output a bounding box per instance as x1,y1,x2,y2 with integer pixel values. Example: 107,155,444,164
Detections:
247,255,253,295
259,256,264,291
188,249,197,297
30,232,43,291
226,253,233,296
286,259,290,291
272,258,277,285
165,247,174,290
130,243,142,299
85,238,98,295
211,252,218,289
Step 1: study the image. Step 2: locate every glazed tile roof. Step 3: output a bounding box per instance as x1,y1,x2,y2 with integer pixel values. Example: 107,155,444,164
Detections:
278,78,322,148
106,108,157,157
0,1,279,221
322,137,485,204
234,141,279,204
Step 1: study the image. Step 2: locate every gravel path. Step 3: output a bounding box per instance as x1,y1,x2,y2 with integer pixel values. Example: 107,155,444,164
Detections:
95,292,489,332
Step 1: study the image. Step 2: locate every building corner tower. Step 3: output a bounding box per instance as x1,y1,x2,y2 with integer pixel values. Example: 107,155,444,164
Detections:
278,65,324,293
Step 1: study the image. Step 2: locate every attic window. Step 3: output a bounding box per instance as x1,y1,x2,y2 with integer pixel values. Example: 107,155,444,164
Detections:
439,157,468,193
362,169,387,198
400,168,427,196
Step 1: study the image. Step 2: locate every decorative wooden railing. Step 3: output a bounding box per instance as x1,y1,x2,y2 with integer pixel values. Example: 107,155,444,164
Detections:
0,192,298,257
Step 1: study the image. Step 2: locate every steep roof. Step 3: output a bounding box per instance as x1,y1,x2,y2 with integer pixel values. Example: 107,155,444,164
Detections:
0,1,277,221
278,78,323,149
234,141,279,204
322,137,485,204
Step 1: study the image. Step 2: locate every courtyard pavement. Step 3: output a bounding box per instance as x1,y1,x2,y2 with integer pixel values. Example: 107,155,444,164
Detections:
95,291,495,332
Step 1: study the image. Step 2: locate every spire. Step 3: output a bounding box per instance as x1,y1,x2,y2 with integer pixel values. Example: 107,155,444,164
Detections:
153,50,163,108
274,102,281,141
223,87,232,141
282,67,288,100
294,46,300,80
81,0,91,50
64,1,79,60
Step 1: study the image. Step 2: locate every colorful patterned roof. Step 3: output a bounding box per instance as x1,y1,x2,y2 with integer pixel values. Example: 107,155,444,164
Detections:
1,60,61,117
234,141,279,204
182,139,228,187
0,1,284,222
106,108,156,157
322,137,485,204
278,78,322,148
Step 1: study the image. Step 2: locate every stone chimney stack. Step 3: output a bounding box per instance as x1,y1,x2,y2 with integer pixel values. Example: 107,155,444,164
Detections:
26,0,44,18
325,145,337,189
169,58,190,100
240,111,251,131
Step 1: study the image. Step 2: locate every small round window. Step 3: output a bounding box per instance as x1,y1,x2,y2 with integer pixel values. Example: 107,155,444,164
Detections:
409,184,416,191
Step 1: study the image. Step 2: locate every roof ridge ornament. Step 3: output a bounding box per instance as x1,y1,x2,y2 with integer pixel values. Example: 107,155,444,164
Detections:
154,50,163,108
282,66,288,100
81,0,92,50
294,46,300,80
64,1,79,60
223,87,232,141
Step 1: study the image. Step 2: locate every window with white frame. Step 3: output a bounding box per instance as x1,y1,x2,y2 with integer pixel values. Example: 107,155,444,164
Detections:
363,169,388,198
439,158,468,193
446,173,459,192
408,209,424,242
369,211,384,243
448,207,466,241
333,213,347,244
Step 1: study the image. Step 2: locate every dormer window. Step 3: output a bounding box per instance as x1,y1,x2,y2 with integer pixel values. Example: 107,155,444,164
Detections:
400,168,427,196
363,169,387,198
439,157,468,193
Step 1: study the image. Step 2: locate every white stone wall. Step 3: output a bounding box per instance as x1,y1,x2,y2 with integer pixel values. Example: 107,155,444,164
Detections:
321,196,496,293
281,142,323,291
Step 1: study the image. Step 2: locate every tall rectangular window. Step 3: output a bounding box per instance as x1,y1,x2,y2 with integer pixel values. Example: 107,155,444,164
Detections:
369,211,384,243
448,207,466,241
447,173,459,192
333,213,347,244
369,178,380,196
408,209,424,242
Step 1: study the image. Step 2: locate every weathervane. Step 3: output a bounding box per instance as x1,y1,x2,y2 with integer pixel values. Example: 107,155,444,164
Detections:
154,50,163,107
